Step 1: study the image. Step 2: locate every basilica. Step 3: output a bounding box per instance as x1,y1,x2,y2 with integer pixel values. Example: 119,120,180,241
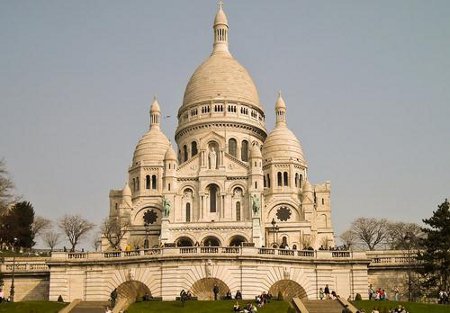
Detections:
104,3,335,252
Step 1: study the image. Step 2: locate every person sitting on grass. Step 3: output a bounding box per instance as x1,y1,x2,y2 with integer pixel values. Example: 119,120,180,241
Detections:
233,301,241,312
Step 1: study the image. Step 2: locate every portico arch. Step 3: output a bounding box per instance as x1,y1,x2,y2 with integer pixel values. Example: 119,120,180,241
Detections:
228,235,247,246
269,279,307,301
202,235,221,246
176,236,194,247
115,280,151,302
190,278,229,300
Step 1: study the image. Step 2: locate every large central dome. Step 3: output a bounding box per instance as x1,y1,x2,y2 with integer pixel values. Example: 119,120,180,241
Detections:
180,4,261,112
182,52,261,108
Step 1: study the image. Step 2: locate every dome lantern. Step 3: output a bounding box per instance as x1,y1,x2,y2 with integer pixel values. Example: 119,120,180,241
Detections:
275,91,287,127
150,96,161,130
213,1,229,55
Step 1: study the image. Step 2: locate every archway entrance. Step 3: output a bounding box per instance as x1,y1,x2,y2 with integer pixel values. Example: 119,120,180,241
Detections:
269,279,307,301
116,280,151,302
202,236,221,246
176,236,194,247
229,235,247,247
190,278,229,300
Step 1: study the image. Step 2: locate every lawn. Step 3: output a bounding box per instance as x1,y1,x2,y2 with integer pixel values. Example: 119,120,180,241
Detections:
0,301,66,313
352,300,449,313
127,300,291,313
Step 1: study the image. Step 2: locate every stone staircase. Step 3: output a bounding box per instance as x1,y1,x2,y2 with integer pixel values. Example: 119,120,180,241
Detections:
69,301,111,313
301,299,345,313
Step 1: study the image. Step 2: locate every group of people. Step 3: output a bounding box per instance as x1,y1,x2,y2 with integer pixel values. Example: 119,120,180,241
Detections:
231,291,273,313
179,289,193,301
319,284,338,300
359,304,410,313
368,285,389,301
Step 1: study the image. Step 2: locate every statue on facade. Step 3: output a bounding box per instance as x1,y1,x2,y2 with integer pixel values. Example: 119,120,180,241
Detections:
209,147,217,169
162,196,171,218
252,194,260,214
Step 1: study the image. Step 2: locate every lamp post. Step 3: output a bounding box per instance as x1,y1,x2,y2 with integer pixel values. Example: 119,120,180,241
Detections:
404,235,413,302
270,218,279,248
10,237,18,303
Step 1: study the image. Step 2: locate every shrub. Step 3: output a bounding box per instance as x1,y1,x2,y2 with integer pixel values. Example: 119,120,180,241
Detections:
355,293,362,301
57,295,64,302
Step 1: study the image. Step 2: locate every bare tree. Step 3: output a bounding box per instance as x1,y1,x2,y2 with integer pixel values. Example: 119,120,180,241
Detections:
386,222,424,250
340,229,357,249
42,231,61,251
91,230,102,252
101,217,129,250
32,216,52,239
350,217,389,250
0,159,15,215
58,214,95,251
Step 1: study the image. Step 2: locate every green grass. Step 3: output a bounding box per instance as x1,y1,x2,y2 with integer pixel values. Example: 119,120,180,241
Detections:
127,300,290,313
352,300,449,313
0,301,66,313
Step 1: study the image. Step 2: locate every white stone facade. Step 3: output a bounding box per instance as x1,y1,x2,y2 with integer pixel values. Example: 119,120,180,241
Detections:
104,4,334,254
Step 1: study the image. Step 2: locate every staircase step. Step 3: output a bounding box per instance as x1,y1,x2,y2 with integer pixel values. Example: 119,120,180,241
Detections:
70,301,111,313
302,299,344,313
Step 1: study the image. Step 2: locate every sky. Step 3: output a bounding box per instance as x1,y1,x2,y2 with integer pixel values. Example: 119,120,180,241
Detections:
1,0,449,248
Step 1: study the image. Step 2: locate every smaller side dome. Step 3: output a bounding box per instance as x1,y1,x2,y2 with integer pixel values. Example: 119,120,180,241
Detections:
164,145,177,161
250,143,262,158
302,180,313,193
122,182,132,197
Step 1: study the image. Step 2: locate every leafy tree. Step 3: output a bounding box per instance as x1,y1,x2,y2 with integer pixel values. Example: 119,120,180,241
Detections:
417,199,450,292
58,214,95,252
101,217,129,250
0,158,15,215
3,201,35,248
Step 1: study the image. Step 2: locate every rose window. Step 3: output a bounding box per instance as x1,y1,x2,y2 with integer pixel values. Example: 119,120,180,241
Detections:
276,206,291,221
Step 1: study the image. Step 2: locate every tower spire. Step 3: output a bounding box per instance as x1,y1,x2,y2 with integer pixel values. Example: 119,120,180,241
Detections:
212,1,230,55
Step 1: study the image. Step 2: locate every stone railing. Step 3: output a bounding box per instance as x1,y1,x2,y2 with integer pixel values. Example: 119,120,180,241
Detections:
0,259,49,273
366,250,417,266
50,247,368,262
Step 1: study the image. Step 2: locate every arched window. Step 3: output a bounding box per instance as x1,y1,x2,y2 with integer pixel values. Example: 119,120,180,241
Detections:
241,140,249,161
236,202,241,221
299,174,303,187
186,203,191,222
191,141,198,157
277,172,282,186
152,175,157,190
146,175,150,189
255,181,257,189
136,177,139,190
228,138,237,157
284,172,288,186
209,185,218,212
295,173,299,187
168,183,171,191
267,174,271,188
263,176,266,188
183,145,188,162
132,178,136,191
